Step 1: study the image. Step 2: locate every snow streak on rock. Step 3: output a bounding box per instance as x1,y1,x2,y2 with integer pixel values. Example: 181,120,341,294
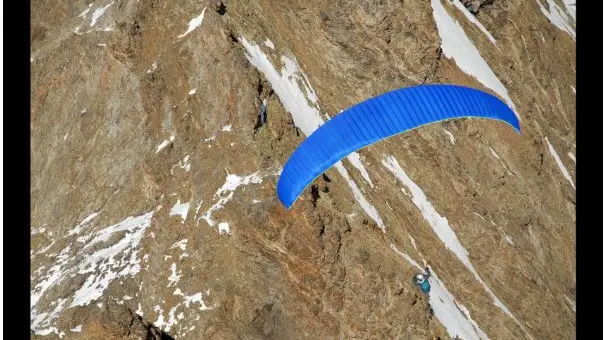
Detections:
239,36,323,137
199,167,281,230
32,225,48,236
218,222,230,235
443,129,456,145
545,137,575,189
156,135,175,153
67,212,100,236
563,294,576,312
177,7,208,39
31,211,155,334
346,152,374,187
167,263,182,287
90,2,114,27
505,234,515,245
264,38,275,49
562,0,576,21
151,288,216,335
240,36,384,229
390,244,490,340
431,0,519,118
170,239,188,251
382,155,533,339
334,162,385,230
450,0,497,44
536,0,576,40
489,146,512,174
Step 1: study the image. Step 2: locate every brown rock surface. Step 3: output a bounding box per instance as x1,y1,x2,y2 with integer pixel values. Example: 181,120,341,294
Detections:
31,0,575,339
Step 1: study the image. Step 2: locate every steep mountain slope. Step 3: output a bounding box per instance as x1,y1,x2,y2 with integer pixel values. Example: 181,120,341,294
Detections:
31,0,575,339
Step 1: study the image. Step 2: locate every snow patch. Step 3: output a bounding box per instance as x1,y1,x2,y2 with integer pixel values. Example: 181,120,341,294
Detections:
33,240,57,257
408,234,418,251
90,2,114,27
156,135,175,153
136,303,144,316
218,222,230,235
169,199,190,222
180,155,191,172
264,38,275,49
200,167,281,230
335,162,386,231
570,85,575,94
183,292,214,310
563,0,576,21
346,153,374,187
188,88,197,95
221,124,232,132
431,0,519,118
32,226,47,236
153,305,166,329
170,239,188,251
178,7,207,39
167,263,182,287
152,288,215,333
67,212,99,236
567,152,575,163
147,62,158,74
239,37,323,137
78,8,91,18
536,0,575,39
31,211,155,333
545,137,575,189
489,147,502,161
443,129,456,145
473,212,487,222
70,325,82,332
505,234,514,245
563,294,576,312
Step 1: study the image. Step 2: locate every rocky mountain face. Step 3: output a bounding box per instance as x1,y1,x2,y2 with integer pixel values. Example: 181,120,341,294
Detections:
31,0,575,339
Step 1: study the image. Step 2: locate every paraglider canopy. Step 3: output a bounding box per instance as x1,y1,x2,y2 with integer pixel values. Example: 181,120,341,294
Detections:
276,84,520,209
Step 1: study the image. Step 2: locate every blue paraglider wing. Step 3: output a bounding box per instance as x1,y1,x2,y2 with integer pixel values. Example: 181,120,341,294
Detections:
276,84,520,209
